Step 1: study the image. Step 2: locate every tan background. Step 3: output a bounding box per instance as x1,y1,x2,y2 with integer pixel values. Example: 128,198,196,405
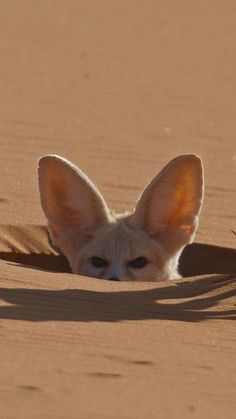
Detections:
0,1,235,418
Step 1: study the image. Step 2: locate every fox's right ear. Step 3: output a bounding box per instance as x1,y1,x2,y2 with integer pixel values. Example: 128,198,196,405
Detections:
38,155,109,239
131,154,204,257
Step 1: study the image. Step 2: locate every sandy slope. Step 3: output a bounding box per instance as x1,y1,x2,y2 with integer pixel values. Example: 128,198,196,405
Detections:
0,262,235,419
0,1,235,418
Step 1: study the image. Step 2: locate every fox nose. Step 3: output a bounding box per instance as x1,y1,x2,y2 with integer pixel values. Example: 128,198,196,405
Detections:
109,277,120,281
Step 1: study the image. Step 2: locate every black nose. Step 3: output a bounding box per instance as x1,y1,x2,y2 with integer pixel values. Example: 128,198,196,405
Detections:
109,277,120,281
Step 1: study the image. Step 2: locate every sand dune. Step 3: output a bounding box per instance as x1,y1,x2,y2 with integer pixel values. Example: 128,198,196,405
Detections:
0,1,235,418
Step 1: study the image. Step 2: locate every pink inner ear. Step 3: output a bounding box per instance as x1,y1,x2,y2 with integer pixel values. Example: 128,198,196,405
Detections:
40,173,75,228
160,179,198,229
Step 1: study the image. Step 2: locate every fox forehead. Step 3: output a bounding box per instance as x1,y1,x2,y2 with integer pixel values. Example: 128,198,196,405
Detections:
78,217,165,263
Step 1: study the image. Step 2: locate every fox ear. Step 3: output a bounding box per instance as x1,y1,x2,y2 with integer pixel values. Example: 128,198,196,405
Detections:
131,155,204,255
38,155,109,238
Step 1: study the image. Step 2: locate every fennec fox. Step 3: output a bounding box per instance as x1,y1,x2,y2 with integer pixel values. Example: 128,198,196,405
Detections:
38,154,203,281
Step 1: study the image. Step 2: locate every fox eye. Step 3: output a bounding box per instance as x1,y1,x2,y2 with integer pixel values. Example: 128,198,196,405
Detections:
91,256,108,268
128,257,148,269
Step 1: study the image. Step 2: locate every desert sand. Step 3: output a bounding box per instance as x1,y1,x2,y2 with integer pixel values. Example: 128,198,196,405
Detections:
0,1,235,418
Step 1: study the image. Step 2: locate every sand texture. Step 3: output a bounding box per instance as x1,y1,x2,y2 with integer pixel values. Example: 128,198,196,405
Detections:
0,1,235,418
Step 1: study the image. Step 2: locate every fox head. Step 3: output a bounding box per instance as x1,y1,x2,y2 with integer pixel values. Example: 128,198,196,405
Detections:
38,154,204,281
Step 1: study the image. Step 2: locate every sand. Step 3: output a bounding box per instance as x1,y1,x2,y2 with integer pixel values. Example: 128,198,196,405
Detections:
0,1,235,418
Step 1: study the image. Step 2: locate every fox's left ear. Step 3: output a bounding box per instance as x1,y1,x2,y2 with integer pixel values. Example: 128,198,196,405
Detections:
38,155,109,240
131,155,204,256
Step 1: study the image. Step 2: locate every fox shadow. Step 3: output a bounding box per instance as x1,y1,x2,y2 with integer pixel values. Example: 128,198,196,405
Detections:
0,274,235,323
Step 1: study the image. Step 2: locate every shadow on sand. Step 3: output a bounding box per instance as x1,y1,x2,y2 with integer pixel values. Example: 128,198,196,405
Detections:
0,274,235,323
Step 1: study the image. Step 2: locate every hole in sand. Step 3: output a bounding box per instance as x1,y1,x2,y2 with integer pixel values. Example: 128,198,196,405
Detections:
0,224,235,277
